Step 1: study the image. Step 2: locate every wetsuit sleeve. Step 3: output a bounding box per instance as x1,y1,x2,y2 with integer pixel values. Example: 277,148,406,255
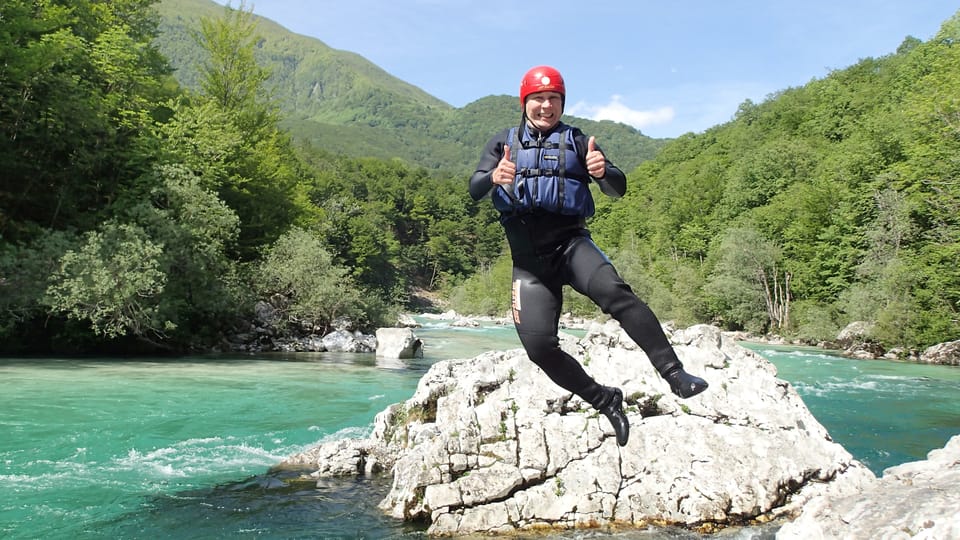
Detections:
469,128,511,201
574,131,626,198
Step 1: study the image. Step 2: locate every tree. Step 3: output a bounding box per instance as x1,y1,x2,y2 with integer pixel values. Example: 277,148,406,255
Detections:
579,14,960,347
445,254,513,317
196,0,275,132
38,164,246,350
0,0,172,241
186,1,304,257
706,227,790,333
45,222,167,341
0,230,77,340
128,164,246,344
255,227,371,332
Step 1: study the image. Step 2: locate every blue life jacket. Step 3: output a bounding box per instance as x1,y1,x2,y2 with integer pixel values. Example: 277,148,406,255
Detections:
492,123,595,217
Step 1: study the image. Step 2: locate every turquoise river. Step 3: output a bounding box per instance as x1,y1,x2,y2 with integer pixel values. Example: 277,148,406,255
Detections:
2,321,958,539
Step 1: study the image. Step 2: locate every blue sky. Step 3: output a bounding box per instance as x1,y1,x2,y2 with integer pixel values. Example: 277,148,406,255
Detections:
215,1,956,138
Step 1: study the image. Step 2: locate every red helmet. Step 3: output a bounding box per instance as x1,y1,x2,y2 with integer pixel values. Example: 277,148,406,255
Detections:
519,65,565,106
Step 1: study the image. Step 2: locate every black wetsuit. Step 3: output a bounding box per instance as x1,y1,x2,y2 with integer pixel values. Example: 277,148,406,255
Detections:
469,123,687,411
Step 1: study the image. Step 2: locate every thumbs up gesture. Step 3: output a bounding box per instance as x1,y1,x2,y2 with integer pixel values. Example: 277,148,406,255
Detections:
493,144,516,185
585,136,606,178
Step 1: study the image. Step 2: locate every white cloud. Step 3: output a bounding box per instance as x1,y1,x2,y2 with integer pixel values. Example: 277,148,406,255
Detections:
567,95,674,131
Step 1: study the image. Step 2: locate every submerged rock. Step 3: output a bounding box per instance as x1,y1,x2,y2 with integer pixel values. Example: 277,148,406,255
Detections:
278,322,874,535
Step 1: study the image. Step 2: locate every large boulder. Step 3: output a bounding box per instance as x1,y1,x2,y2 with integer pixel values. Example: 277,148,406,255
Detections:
396,313,421,328
278,322,874,535
776,434,960,539
920,340,960,366
836,321,874,345
375,327,423,359
321,329,375,353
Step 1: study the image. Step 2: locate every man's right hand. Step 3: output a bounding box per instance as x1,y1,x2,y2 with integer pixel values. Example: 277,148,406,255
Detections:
492,145,515,185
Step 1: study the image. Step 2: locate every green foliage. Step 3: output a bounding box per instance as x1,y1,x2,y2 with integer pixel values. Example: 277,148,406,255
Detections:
302,153,500,299
607,249,701,327
130,164,246,341
153,1,665,175
446,11,960,350
789,300,840,344
0,0,416,351
0,0,174,241
445,253,513,317
196,1,270,116
700,228,769,333
0,230,78,337
38,164,246,348
45,222,168,340
255,227,370,332
184,2,305,257
4,0,960,354
587,11,960,348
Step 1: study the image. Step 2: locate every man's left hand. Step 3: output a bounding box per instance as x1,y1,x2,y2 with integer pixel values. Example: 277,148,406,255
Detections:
586,136,606,178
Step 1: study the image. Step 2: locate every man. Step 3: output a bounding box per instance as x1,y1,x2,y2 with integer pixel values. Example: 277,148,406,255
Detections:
469,65,708,447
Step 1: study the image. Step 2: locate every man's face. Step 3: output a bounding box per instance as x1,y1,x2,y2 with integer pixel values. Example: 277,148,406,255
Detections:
524,91,563,131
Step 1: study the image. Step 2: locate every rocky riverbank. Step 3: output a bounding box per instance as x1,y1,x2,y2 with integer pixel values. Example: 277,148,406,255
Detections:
226,301,960,367
725,321,960,366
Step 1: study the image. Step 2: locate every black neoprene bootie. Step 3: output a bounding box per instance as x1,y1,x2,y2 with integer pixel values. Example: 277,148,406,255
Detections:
665,368,709,398
596,386,629,446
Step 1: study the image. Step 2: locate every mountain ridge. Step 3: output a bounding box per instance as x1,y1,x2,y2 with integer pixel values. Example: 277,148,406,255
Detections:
153,0,666,173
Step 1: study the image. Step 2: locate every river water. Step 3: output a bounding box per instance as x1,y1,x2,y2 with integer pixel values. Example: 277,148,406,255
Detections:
2,321,958,539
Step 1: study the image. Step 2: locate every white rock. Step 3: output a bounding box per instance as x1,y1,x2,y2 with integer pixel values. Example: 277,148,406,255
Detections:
280,322,877,535
776,434,960,539
375,327,423,359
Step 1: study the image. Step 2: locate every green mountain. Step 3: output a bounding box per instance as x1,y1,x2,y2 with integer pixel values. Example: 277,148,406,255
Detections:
153,0,666,173
581,14,960,349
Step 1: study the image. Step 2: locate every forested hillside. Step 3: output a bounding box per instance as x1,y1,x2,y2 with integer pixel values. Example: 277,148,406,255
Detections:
455,13,960,352
1,0,957,355
153,0,665,173
529,15,959,351
0,0,501,353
